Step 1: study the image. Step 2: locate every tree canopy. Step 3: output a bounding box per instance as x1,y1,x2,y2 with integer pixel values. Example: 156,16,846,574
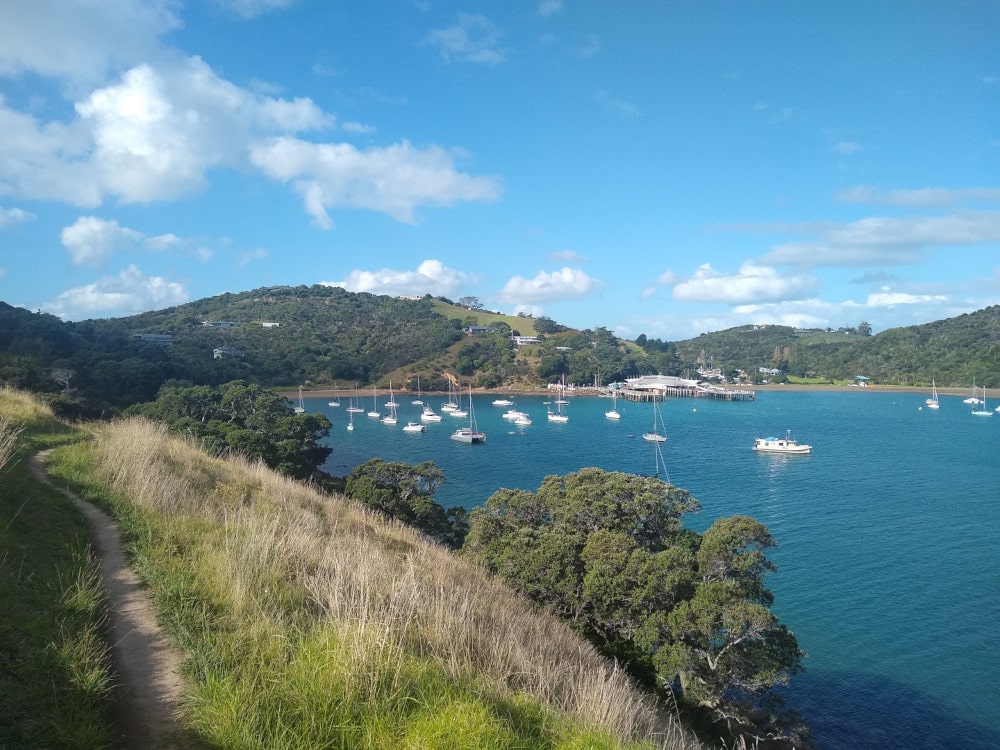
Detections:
345,458,468,549
462,468,805,743
126,380,332,479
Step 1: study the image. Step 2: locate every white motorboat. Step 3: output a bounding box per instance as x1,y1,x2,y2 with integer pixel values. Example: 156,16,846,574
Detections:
752,430,812,454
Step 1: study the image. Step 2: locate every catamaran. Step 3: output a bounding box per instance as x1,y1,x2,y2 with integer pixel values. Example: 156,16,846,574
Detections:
451,386,486,444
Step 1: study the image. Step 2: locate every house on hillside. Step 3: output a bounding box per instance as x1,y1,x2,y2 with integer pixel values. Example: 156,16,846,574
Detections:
132,333,173,345
512,335,540,345
463,325,499,335
213,346,244,359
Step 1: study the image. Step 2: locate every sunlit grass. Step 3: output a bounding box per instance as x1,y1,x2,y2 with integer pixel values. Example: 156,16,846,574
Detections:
0,387,115,749
46,415,699,749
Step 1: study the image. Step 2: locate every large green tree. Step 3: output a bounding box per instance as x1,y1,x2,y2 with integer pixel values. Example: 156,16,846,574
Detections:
462,469,804,742
345,459,468,549
127,380,332,479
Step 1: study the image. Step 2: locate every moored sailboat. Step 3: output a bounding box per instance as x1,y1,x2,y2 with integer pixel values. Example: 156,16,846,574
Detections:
451,386,486,444
925,380,940,409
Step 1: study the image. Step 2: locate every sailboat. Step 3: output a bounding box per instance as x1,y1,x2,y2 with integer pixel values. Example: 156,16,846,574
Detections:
605,391,621,420
447,380,469,418
925,380,940,410
546,398,568,423
642,399,667,442
963,379,983,405
367,385,380,418
347,407,354,431
381,383,398,425
971,386,992,417
451,386,486,444
441,378,460,412
554,374,570,405
384,381,399,409
412,376,423,405
327,382,340,407
294,385,305,414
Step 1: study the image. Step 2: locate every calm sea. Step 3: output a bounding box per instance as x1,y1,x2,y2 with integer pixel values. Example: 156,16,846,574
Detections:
314,389,1000,750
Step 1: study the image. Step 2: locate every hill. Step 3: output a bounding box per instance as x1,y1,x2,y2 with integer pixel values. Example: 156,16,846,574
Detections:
663,307,1000,387
3,286,1000,415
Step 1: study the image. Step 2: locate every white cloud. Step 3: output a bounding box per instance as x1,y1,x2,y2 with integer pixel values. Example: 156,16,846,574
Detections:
513,304,545,318
213,0,297,20
423,14,506,65
837,186,1000,207
0,57,334,207
672,262,818,304
497,267,600,304
0,0,180,88
238,247,269,267
538,0,563,17
642,269,677,298
61,216,144,266
761,212,1000,267
42,264,188,319
145,233,183,251
74,60,333,204
596,90,640,118
832,141,862,155
546,250,587,264
324,259,475,297
0,206,34,227
250,137,502,227
866,291,949,307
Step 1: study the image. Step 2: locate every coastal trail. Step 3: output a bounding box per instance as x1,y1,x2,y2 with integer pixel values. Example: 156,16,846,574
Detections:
29,451,194,750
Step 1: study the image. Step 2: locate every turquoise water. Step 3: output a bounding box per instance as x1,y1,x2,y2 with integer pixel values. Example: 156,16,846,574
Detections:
315,390,1000,749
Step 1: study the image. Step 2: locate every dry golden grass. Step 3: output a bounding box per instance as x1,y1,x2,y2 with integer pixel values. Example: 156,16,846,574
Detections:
90,417,700,749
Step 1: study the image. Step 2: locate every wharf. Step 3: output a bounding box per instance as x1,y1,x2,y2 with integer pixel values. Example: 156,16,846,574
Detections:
618,387,755,402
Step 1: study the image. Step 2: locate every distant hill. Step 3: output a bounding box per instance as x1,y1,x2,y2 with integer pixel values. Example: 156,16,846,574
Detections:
2,286,999,415
663,306,1000,387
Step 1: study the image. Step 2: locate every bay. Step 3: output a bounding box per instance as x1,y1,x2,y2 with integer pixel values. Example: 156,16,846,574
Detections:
316,389,1000,750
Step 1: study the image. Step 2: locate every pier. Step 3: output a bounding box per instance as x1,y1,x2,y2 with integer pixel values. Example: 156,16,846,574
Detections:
618,387,755,402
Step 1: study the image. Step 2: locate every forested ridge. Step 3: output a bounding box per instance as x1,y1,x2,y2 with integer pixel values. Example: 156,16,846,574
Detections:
2,286,999,418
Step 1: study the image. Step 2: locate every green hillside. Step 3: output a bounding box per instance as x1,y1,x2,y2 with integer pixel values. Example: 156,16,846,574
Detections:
664,307,1000,387
3,285,1000,417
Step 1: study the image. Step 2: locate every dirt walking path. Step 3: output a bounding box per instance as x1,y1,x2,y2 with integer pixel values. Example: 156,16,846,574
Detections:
30,452,192,750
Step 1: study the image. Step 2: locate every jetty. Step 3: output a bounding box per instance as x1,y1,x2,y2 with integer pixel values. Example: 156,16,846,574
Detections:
616,374,754,402
617,386,754,402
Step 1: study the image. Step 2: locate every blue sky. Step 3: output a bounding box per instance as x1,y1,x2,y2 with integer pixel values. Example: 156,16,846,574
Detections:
1,1,999,340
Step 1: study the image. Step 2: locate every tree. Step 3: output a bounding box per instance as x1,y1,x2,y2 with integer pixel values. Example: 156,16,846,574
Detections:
127,380,332,479
345,459,467,548
858,321,873,336
458,296,483,310
463,471,803,743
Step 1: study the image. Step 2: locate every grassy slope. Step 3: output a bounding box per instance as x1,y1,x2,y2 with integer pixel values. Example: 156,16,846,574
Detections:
0,388,115,749
430,299,540,337
42,414,699,750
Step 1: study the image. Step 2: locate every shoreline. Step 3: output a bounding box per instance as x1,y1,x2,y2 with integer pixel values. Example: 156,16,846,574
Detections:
288,384,1000,399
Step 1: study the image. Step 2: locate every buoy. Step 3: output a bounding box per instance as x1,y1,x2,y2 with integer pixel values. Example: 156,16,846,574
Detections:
692,408,697,412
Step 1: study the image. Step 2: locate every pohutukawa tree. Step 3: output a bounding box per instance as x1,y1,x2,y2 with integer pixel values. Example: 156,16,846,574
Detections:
462,468,804,742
